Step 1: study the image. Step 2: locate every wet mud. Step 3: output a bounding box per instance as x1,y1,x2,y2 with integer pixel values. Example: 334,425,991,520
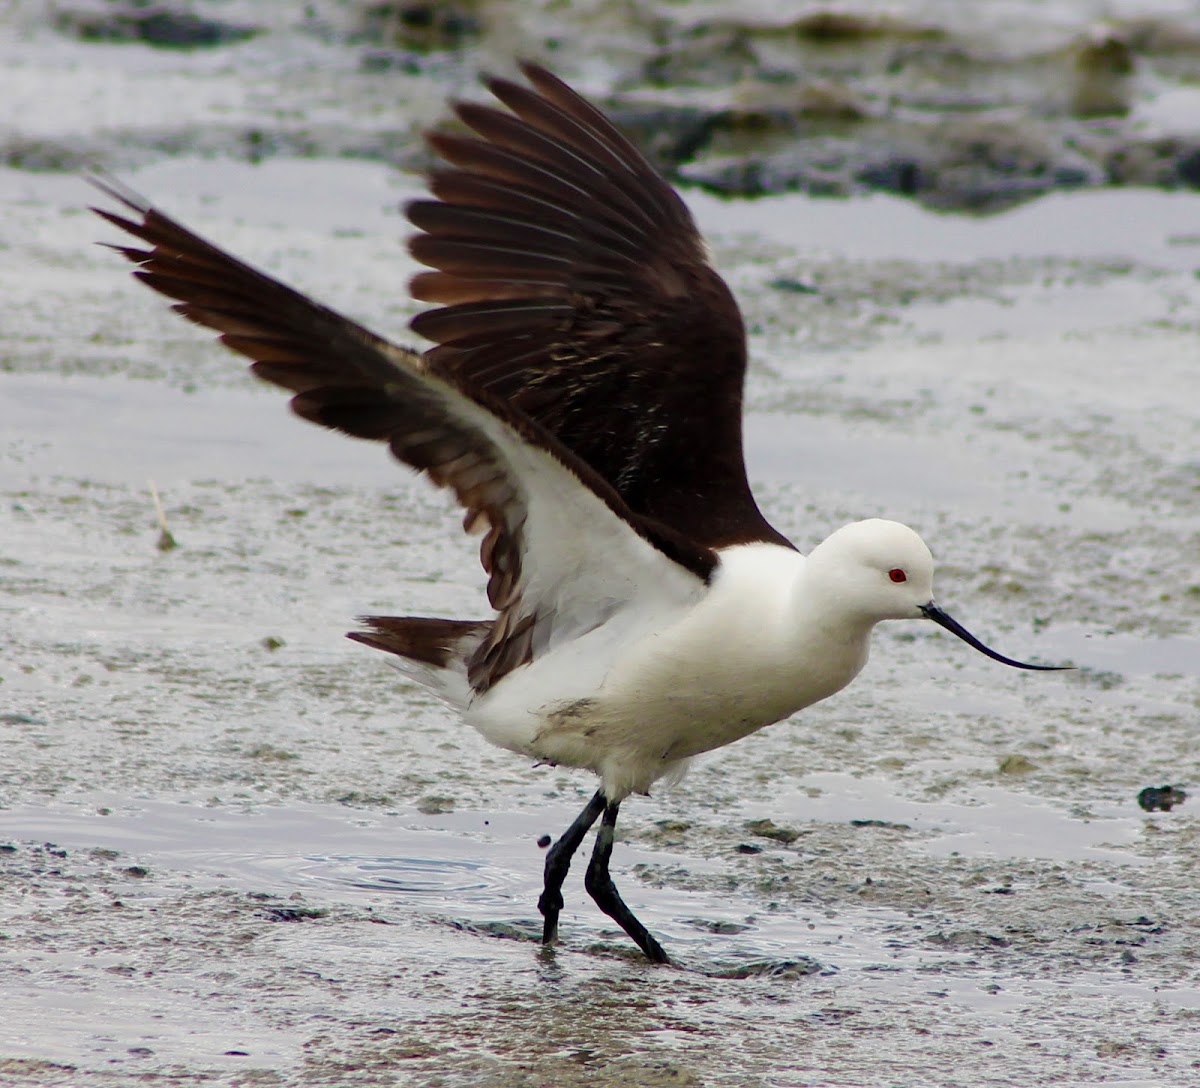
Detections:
3,3,1200,1086
8,1,1200,210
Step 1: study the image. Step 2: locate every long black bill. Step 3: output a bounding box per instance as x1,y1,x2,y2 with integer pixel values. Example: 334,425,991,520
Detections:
920,604,1069,671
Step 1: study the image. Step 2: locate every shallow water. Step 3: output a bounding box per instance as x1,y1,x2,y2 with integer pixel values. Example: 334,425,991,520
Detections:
3,4,1200,1087
4,154,1200,1087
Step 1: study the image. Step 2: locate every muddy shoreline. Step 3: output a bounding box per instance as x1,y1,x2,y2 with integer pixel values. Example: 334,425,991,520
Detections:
9,1,1200,211
3,2,1200,1086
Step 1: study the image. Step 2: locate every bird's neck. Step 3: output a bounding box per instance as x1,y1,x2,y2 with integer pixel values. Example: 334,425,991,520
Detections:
785,558,876,695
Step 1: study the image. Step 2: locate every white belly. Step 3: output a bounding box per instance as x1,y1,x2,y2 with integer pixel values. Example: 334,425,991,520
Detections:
464,544,871,799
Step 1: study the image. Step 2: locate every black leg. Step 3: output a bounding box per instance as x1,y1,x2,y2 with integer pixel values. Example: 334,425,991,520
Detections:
584,800,669,964
538,790,606,946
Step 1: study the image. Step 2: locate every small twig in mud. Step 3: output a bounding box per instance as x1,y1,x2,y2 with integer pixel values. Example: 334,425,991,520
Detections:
148,479,178,552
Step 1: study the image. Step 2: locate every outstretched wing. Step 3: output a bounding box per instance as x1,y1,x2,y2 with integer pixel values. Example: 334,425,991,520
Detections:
409,62,792,551
91,180,714,692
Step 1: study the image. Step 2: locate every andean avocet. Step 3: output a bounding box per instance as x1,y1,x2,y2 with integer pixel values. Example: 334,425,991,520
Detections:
91,62,1066,965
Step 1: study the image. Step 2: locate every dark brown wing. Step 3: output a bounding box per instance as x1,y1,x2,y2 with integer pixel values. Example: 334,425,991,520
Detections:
408,62,793,551
91,179,716,693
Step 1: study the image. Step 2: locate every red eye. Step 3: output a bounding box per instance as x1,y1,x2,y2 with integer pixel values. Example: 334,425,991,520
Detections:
888,568,907,583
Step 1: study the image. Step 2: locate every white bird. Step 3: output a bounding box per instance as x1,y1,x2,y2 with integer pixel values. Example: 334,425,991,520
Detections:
92,62,1064,964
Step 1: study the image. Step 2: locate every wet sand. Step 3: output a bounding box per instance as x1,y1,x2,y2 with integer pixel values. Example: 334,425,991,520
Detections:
3,4,1200,1086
